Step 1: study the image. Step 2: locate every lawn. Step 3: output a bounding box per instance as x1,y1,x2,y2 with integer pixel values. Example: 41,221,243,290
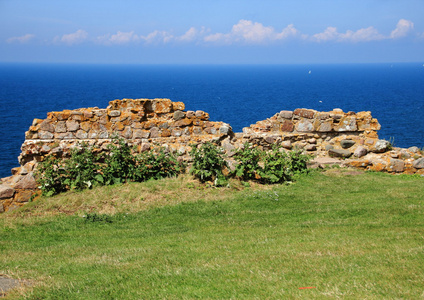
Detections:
1,170,423,299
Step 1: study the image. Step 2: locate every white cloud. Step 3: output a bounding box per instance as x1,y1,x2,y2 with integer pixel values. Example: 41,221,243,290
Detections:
57,29,88,45
175,27,208,42
139,30,174,44
204,20,300,44
390,19,414,39
312,26,385,43
6,34,35,44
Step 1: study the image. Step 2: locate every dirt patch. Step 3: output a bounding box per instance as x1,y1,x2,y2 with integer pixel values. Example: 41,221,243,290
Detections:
323,168,365,177
0,275,30,297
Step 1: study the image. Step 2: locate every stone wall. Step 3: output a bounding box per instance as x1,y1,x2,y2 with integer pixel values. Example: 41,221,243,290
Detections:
1,98,423,213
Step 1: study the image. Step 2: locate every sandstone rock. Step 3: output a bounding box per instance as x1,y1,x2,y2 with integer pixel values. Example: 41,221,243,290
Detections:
55,121,67,133
76,130,88,139
373,140,390,153
281,141,292,149
305,144,316,151
336,116,357,132
280,120,294,132
14,173,37,190
294,108,315,119
279,110,293,119
66,120,80,132
133,129,150,139
38,131,54,139
14,189,34,203
311,157,342,168
329,148,352,158
408,146,421,153
150,127,160,138
0,185,15,199
108,110,121,117
386,158,405,173
413,158,424,169
354,146,367,158
296,120,314,132
173,110,185,121
219,125,230,134
325,144,334,151
340,139,356,149
39,120,54,132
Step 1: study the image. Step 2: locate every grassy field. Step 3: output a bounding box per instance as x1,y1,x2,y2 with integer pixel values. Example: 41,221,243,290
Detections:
1,169,423,299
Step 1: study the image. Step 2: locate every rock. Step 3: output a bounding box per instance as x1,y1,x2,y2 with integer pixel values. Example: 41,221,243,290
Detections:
305,144,316,151
279,110,293,119
66,120,80,132
0,185,15,199
413,158,424,169
296,120,314,132
328,148,352,158
325,144,334,151
408,146,421,153
336,116,357,132
280,120,294,132
373,140,391,153
14,173,38,190
354,146,367,158
173,110,185,121
294,108,315,119
311,157,342,168
340,139,356,149
219,125,230,134
281,141,292,149
108,110,121,117
38,131,54,139
387,158,405,173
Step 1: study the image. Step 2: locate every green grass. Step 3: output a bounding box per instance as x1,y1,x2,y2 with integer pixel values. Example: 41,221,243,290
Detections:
1,170,423,299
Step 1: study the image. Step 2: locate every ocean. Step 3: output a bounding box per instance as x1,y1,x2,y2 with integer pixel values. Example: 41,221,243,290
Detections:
0,63,423,178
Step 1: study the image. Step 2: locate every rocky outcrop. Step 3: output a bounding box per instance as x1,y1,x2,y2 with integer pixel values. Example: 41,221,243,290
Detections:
1,98,423,213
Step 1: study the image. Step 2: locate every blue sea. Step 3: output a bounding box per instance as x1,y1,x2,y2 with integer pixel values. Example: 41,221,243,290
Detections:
0,63,423,178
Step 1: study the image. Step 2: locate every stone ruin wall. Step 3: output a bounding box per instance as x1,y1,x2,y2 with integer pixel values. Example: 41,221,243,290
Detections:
1,98,423,213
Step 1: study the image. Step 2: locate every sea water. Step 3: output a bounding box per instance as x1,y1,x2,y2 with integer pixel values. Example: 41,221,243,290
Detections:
0,63,423,177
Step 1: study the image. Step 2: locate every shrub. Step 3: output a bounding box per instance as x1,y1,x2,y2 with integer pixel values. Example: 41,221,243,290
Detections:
133,148,185,182
190,142,228,185
232,143,263,181
102,137,136,185
260,145,292,184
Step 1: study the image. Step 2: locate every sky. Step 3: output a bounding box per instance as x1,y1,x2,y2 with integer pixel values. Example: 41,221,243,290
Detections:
1,0,424,64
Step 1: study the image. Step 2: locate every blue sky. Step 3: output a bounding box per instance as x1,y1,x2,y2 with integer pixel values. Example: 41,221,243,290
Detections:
1,0,423,64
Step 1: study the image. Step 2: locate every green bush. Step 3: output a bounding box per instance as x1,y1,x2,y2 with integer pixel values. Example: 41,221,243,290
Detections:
102,137,136,185
232,143,263,181
260,145,292,184
190,142,228,185
133,148,185,182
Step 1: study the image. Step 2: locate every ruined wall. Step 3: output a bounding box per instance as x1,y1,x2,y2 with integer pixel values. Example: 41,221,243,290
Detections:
1,98,423,213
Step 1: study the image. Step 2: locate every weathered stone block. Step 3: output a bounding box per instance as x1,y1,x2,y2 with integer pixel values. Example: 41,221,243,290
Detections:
172,101,185,111
76,130,88,139
413,158,424,169
133,129,150,139
66,120,80,132
0,185,15,199
14,173,37,190
296,120,314,132
294,109,315,119
354,146,368,158
279,110,293,119
40,120,54,132
317,121,333,132
108,110,121,117
173,110,186,121
387,158,405,173
336,116,357,132
55,121,67,133
328,148,352,158
340,139,356,149
280,120,294,132
174,118,192,127
39,131,54,139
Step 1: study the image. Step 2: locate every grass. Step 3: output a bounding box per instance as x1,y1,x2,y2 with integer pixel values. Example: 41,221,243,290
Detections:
1,169,423,299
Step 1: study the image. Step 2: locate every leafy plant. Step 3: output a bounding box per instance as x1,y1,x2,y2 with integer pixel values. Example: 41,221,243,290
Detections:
260,145,291,184
102,137,136,185
36,154,68,196
232,143,263,181
133,148,185,182
190,142,228,184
